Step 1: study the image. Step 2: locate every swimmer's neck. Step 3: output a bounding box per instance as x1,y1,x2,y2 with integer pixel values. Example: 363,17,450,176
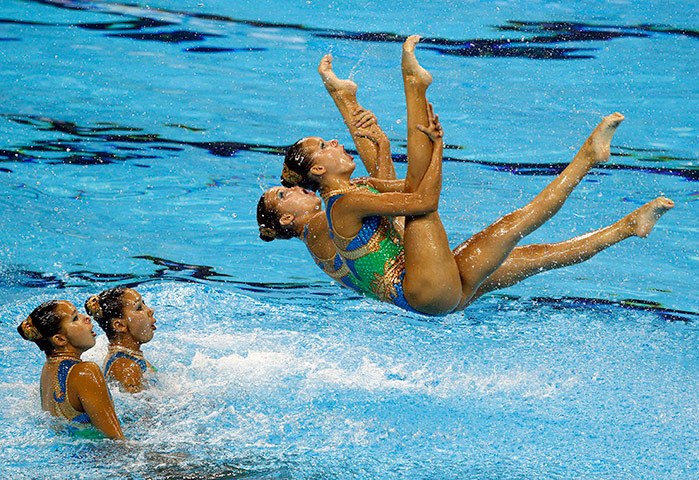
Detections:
297,210,327,240
110,334,144,353
318,174,352,196
46,346,83,360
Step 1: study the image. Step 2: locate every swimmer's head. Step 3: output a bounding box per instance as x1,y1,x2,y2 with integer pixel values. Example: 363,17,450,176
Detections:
282,138,318,191
257,189,299,242
18,300,95,354
18,301,64,354
87,287,156,345
257,185,322,242
283,137,356,193
282,137,356,191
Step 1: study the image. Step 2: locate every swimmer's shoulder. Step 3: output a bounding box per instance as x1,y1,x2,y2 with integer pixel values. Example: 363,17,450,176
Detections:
108,357,145,392
69,361,105,384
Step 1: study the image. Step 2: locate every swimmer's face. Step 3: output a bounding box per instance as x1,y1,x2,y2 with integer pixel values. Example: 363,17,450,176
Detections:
55,301,96,351
265,185,322,220
302,136,355,175
118,289,156,344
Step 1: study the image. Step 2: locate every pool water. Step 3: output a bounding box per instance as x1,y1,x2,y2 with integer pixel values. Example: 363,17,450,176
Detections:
1,0,697,478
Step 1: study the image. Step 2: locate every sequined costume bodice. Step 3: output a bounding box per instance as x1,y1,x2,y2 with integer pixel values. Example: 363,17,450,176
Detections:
323,185,415,311
47,358,91,424
303,223,361,292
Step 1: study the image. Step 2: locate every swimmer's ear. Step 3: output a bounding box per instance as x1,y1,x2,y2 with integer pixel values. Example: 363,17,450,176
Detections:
112,318,129,333
50,333,68,347
279,213,294,226
310,165,326,176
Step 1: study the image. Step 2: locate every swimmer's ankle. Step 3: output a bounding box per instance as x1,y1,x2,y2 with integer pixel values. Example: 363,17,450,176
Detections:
318,54,357,96
574,112,625,167
401,35,432,89
626,196,674,238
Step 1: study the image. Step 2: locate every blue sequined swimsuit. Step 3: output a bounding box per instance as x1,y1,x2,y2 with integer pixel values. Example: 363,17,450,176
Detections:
324,186,417,313
303,224,361,292
104,348,154,378
50,359,91,424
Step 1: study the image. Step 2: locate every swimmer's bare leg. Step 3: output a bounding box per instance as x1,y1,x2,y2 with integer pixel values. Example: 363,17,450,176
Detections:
319,54,395,180
402,34,433,192
398,38,460,313
453,113,626,304
462,197,674,305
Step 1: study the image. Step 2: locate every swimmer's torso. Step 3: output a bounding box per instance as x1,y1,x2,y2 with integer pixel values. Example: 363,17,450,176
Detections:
40,358,91,424
324,185,416,312
303,222,362,292
103,345,155,378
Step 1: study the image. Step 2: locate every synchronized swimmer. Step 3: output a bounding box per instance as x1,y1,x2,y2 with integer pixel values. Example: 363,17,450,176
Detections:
86,287,157,393
17,35,675,440
257,36,674,315
18,300,125,439
17,287,156,438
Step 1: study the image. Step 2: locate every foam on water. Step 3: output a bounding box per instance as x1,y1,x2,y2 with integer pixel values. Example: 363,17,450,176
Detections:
4,282,697,478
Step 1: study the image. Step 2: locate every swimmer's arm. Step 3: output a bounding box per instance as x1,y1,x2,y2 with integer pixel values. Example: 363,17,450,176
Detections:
72,362,125,440
352,114,396,180
345,177,407,237
366,178,405,193
351,177,405,192
109,358,145,394
335,116,442,223
332,162,440,233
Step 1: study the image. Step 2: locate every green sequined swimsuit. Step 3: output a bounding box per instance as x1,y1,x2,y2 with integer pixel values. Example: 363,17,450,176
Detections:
323,186,416,312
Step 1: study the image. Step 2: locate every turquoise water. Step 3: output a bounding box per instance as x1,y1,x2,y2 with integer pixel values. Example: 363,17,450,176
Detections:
1,1,697,478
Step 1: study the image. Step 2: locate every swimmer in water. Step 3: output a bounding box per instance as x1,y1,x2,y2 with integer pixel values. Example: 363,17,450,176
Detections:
86,288,157,393
17,300,125,439
258,36,674,314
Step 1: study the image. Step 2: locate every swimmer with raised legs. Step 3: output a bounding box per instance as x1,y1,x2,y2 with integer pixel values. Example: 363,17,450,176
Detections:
259,55,400,290
317,53,397,182
466,197,674,304
86,287,157,393
17,300,124,439
258,37,673,314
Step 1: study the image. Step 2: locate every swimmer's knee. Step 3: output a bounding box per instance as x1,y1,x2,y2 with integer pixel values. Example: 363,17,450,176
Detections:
404,277,460,316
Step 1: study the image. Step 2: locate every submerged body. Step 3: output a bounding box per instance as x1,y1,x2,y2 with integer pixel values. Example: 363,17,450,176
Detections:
19,300,124,439
87,288,157,393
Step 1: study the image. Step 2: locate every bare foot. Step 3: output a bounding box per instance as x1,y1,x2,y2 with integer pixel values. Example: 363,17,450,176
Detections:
575,112,625,166
628,196,674,238
401,35,432,89
318,54,357,96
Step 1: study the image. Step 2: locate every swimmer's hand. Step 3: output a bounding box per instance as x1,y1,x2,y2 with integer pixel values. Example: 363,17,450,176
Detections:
416,102,443,143
354,109,388,147
352,107,377,128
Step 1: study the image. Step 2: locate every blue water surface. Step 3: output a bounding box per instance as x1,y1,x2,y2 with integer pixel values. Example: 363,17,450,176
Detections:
0,0,697,478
